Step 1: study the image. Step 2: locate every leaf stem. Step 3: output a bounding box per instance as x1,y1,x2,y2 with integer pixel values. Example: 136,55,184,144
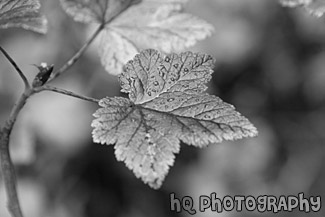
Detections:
0,23,103,217
35,85,99,103
48,24,104,82
0,84,98,217
0,46,30,89
0,88,34,217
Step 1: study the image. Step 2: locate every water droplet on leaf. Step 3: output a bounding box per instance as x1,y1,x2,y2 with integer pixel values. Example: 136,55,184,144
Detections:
204,114,211,119
91,49,258,189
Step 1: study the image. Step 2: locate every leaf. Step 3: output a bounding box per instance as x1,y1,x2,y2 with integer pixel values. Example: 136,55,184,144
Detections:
280,0,312,7
98,29,138,74
59,0,137,24
60,0,214,75
280,0,325,17
91,49,258,188
103,1,214,74
0,0,47,34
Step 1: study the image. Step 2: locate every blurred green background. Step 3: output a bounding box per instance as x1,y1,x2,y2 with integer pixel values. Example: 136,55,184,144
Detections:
0,0,324,216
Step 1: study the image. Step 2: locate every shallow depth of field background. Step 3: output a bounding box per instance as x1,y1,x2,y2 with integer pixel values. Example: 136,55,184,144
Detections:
0,0,324,216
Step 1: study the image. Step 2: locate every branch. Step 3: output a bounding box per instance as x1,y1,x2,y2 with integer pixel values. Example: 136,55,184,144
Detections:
35,85,100,103
48,24,104,82
0,24,103,217
0,84,99,217
0,89,34,217
0,15,103,217
0,46,30,89
0,84,98,217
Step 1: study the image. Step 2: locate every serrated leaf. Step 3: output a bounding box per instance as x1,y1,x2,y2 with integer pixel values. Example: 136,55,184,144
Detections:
91,49,258,188
280,0,325,17
60,0,214,75
0,0,47,34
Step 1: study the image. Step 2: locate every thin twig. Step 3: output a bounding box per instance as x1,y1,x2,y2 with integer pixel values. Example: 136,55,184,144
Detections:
48,24,104,82
35,85,100,103
0,17,103,217
0,89,34,217
0,46,30,89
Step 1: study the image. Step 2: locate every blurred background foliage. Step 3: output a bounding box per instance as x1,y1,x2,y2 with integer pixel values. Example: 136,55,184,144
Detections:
0,0,325,216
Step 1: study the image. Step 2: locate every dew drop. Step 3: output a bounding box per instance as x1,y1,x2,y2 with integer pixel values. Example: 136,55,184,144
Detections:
165,57,170,62
145,133,151,141
167,98,174,102
159,71,165,77
173,63,179,68
204,114,211,119
147,91,152,96
170,78,175,81
153,81,159,86
184,68,189,73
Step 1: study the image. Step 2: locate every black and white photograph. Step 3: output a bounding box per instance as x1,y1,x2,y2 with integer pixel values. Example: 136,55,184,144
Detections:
0,0,324,216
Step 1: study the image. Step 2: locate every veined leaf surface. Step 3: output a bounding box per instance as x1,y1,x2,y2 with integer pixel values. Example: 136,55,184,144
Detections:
59,0,136,24
60,0,214,75
92,49,258,188
0,0,47,33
